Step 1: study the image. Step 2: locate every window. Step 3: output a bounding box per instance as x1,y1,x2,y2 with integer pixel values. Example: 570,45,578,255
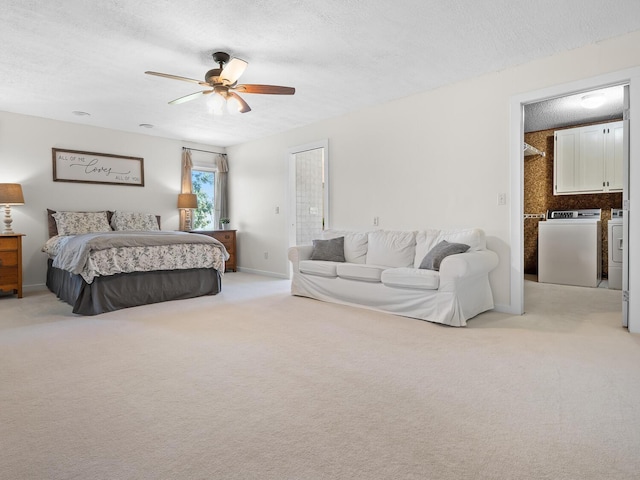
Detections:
191,169,215,230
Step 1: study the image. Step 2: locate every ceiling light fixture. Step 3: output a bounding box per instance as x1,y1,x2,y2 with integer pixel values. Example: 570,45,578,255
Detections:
145,51,294,115
139,123,154,129
581,93,605,109
72,111,91,116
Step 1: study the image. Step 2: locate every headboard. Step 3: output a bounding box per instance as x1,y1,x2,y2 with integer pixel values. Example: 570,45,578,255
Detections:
47,209,161,237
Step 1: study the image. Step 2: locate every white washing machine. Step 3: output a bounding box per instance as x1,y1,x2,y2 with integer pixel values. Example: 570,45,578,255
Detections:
608,209,623,290
538,209,602,287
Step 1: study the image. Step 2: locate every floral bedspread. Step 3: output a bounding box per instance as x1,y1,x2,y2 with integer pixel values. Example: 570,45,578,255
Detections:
43,233,226,284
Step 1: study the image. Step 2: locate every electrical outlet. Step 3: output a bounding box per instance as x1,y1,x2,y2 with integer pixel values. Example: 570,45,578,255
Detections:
275,206,280,214
264,252,269,260
497,193,507,206
373,216,379,226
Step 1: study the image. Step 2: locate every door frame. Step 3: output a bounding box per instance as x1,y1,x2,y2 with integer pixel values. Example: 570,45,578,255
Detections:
509,67,640,331
287,139,329,274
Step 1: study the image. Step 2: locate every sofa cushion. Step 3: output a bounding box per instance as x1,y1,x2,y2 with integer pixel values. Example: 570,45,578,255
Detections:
419,240,470,271
322,230,368,264
366,230,416,267
336,263,387,282
300,260,339,277
310,237,345,262
381,268,440,290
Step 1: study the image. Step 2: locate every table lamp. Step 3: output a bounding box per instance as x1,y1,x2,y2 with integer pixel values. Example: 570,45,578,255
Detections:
178,193,198,231
0,183,25,234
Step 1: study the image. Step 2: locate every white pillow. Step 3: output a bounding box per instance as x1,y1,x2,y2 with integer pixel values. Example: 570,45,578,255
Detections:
52,211,112,236
413,229,441,268
366,230,416,267
322,230,369,264
111,211,160,231
437,228,486,251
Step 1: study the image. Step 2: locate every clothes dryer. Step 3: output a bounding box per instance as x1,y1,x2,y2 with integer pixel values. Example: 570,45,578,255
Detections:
608,209,623,290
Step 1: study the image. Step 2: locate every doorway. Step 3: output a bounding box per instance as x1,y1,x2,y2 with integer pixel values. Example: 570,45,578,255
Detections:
522,85,625,288
509,67,640,331
288,140,329,250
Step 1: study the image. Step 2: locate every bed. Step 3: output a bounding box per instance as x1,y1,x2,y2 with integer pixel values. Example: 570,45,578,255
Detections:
43,209,229,315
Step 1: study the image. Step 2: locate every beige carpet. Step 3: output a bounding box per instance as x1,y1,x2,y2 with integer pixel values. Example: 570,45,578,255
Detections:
1,274,639,480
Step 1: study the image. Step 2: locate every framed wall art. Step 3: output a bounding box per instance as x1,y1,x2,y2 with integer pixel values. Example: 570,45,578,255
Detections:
52,148,145,186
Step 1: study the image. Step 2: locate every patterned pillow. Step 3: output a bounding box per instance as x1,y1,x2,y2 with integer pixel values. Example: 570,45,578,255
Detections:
111,211,160,231
52,211,112,236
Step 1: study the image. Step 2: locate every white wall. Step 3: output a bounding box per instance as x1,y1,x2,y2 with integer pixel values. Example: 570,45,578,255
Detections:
0,111,224,289
227,30,640,311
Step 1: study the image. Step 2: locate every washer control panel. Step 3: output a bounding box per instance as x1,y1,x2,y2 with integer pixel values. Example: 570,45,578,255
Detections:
611,209,624,219
547,208,601,220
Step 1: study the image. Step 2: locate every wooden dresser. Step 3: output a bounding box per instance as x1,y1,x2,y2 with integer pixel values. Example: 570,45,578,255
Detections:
0,234,24,298
190,230,237,272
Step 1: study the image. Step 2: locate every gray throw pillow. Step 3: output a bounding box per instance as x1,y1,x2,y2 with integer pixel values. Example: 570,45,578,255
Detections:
419,240,470,271
310,237,346,262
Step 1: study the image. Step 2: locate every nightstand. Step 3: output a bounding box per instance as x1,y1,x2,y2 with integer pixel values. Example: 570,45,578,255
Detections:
0,233,24,298
190,230,237,272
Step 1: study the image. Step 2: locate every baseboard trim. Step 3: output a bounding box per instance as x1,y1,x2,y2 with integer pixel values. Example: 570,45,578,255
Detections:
493,303,520,315
236,267,289,279
24,283,48,293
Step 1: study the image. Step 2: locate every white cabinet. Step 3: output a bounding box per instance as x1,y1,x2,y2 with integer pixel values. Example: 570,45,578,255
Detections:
554,120,623,195
604,121,624,191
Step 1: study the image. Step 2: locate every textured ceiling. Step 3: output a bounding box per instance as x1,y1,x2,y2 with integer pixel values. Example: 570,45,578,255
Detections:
524,85,625,133
1,0,640,147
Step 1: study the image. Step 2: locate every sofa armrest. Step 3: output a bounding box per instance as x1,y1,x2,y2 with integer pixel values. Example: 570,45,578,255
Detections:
439,250,499,281
288,245,314,273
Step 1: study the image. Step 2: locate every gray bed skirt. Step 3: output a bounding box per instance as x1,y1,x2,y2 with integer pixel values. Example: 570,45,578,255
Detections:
46,260,222,315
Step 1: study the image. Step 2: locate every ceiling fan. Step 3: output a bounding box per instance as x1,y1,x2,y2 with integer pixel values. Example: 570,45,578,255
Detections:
145,51,295,114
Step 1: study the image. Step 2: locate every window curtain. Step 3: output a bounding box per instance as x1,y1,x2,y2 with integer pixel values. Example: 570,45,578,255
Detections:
214,154,228,229
180,149,193,231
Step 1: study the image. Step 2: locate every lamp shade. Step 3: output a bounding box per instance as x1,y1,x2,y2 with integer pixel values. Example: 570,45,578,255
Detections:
177,193,198,209
0,183,25,205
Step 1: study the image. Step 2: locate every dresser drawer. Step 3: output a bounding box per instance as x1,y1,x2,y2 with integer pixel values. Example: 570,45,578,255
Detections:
0,234,23,298
216,233,235,249
0,237,18,250
0,251,18,267
0,266,18,285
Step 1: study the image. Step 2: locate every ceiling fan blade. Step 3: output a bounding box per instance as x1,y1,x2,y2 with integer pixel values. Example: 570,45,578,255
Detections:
220,58,248,85
227,92,252,113
169,90,209,105
234,84,295,95
145,71,209,87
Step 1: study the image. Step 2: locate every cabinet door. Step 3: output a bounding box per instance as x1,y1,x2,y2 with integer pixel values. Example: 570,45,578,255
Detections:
554,121,623,195
578,124,607,192
554,127,580,194
604,121,624,191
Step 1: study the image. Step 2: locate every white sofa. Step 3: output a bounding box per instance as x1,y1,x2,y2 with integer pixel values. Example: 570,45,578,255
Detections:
288,228,499,327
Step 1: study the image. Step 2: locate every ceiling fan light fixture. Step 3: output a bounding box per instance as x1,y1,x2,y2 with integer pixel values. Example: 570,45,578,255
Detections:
207,92,227,116
146,50,294,114
226,95,243,116
581,92,606,109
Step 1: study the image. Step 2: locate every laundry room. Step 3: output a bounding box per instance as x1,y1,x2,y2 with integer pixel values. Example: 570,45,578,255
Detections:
523,85,625,289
